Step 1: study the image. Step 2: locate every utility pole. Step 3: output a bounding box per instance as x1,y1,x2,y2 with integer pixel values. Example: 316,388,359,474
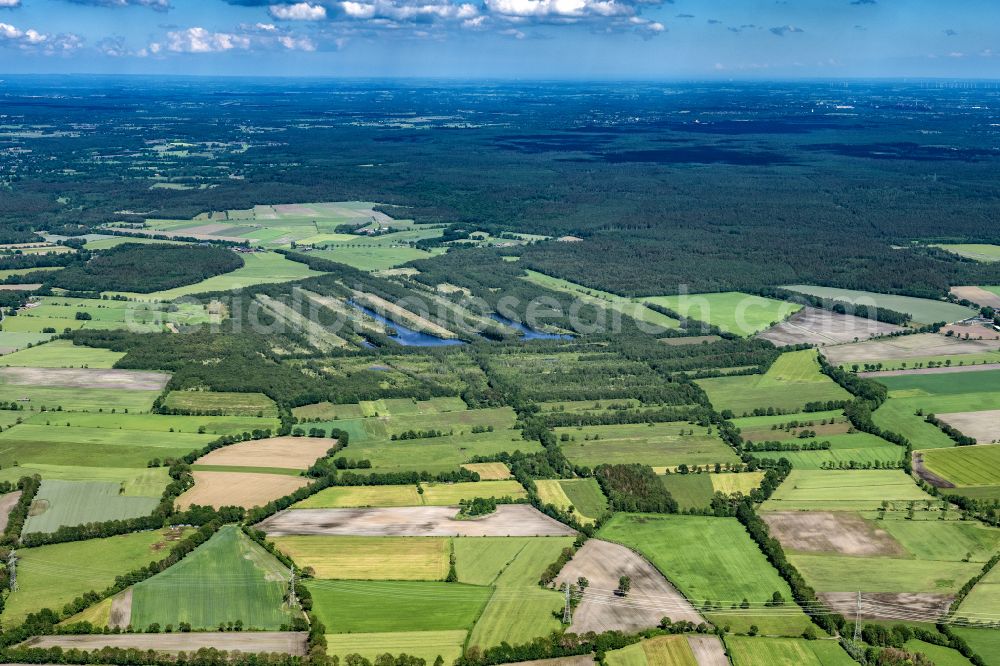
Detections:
562,585,572,625
853,591,862,642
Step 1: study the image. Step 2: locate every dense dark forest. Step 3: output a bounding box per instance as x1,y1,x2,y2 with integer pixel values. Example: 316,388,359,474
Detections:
2,78,1000,296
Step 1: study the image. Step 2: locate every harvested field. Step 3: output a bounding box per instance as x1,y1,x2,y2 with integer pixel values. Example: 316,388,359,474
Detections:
462,462,512,480
687,636,728,666
108,589,132,629
23,632,308,655
757,307,903,347
819,592,952,622
823,333,998,365
938,410,1000,444
862,363,1000,378
0,490,21,532
951,286,1000,309
195,436,335,470
762,511,906,557
257,505,577,537
0,366,169,390
177,471,310,510
555,539,702,633
940,321,1000,339
503,656,596,666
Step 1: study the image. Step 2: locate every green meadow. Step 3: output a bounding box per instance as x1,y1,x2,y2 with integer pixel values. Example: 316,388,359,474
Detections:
782,285,975,324
642,291,800,336
557,421,739,469
23,479,161,534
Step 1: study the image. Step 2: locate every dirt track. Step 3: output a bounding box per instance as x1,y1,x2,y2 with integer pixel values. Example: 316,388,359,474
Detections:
22,632,309,655
763,511,905,557
257,505,577,537
861,363,1000,378
758,307,903,347
912,451,955,489
556,539,702,633
819,592,952,622
686,635,729,666
0,491,22,533
0,366,170,391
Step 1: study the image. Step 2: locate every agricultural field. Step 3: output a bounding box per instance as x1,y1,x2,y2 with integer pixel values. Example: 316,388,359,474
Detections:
0,331,53,354
7,297,215,334
659,473,715,511
917,445,1000,495
193,436,334,472
642,291,800,336
750,432,905,470
606,635,700,666
271,536,450,580
522,269,680,331
932,244,1000,262
758,306,904,347
461,462,512,480
326,630,467,665
697,349,852,416
725,636,856,666
782,285,976,324
162,390,278,417
2,528,189,624
557,421,739,470
825,332,1000,369
951,286,1000,309
129,525,295,630
177,471,311,509
760,470,936,512
24,479,161,534
0,339,125,368
599,513,814,635
109,251,325,301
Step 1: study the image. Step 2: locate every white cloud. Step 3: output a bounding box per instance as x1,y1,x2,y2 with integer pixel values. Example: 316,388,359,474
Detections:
486,0,630,18
0,21,82,52
255,22,278,30
66,0,170,11
0,0,22,8
269,2,327,20
278,34,316,49
165,26,251,53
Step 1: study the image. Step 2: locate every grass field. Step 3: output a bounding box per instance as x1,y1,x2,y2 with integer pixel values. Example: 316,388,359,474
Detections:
873,398,955,450
642,292,800,336
293,397,469,421
310,580,490,633
660,474,715,510
24,480,161,534
162,390,278,417
108,252,326,300
0,464,169,492
951,628,1000,665
341,431,543,476
789,552,980,594
0,384,160,412
559,478,609,520
599,513,813,635
130,525,294,630
933,244,1000,263
22,411,280,436
522,269,680,330
0,423,212,469
607,636,698,666
726,636,856,666
461,462,512,480
751,432,905,470
0,331,53,354
920,446,1000,488
956,557,1000,617
293,485,423,508
466,540,569,649
326,630,466,665
558,421,739,469
9,297,215,334
272,536,450,580
782,285,976,324
2,528,188,624
904,640,976,666
421,480,527,505
711,472,765,495
0,340,125,368
878,519,1000,563
761,470,935,511
697,350,852,416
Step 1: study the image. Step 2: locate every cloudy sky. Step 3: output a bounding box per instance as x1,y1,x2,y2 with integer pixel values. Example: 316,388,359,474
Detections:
0,0,998,78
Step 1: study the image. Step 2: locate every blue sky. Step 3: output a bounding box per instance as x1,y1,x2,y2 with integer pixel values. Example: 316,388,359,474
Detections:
0,0,998,78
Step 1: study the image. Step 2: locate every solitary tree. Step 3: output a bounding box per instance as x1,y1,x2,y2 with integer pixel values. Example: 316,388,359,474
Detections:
617,575,631,597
